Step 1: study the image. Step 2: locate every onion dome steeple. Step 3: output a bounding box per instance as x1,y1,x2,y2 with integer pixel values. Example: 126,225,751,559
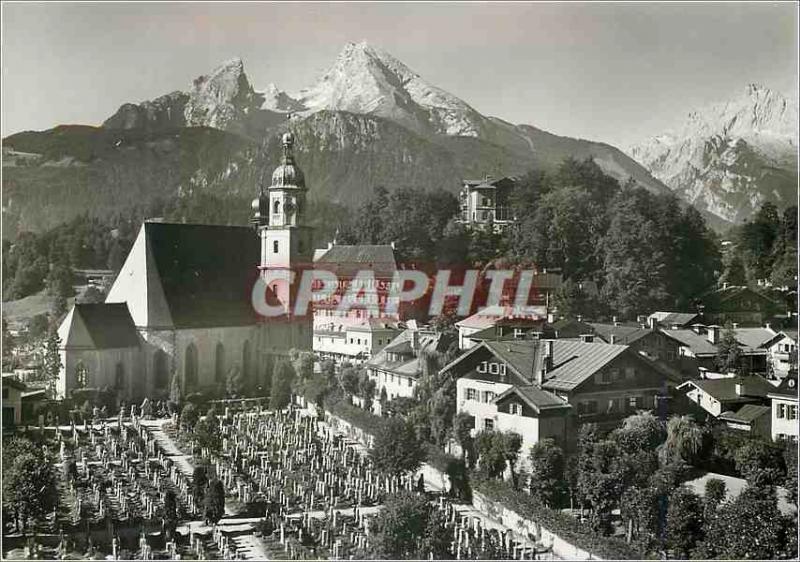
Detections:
271,132,305,189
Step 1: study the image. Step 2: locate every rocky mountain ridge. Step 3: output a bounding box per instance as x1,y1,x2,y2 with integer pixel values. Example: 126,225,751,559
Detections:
629,84,798,224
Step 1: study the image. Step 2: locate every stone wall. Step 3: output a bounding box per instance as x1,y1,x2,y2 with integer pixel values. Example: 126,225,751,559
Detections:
472,491,598,560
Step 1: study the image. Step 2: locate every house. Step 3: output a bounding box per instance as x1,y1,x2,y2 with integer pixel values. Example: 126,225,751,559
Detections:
718,404,772,439
445,339,673,454
677,375,775,420
589,320,684,375
312,243,400,362
2,374,26,427
314,318,402,365
457,175,516,230
455,304,547,350
662,324,779,377
58,132,313,401
766,328,797,379
366,327,455,410
769,373,798,443
699,284,782,327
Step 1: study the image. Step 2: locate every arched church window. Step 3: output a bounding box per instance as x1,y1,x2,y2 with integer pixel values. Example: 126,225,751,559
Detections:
273,240,279,254
153,350,169,389
215,342,226,384
185,343,198,389
242,340,252,382
75,362,89,388
114,363,125,391
273,200,281,214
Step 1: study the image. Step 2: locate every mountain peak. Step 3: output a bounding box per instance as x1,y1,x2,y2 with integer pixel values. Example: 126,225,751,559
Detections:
295,41,483,136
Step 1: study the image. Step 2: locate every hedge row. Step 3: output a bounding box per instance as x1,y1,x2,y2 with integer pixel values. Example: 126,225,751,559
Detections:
323,392,389,435
472,476,642,560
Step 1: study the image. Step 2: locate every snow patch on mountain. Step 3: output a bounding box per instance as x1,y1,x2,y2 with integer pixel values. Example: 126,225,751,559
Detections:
629,84,798,223
291,41,486,137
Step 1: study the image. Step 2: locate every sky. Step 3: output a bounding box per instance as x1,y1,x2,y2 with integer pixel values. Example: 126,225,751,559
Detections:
2,2,797,147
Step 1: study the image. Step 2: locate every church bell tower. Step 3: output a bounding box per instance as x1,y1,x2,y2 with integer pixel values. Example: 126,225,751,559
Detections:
252,131,313,349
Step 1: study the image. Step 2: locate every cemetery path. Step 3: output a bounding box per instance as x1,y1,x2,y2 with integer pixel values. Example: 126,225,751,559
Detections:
139,418,195,480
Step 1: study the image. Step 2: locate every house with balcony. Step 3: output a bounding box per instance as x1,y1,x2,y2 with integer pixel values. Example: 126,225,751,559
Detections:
366,326,455,412
769,374,798,443
444,338,673,456
457,175,516,230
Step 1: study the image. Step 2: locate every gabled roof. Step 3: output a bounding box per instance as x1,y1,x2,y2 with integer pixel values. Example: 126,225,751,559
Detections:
768,374,798,399
719,404,771,424
539,340,630,392
734,328,783,350
589,323,653,345
367,329,454,378
106,221,261,329
74,303,140,349
662,329,719,355
781,329,798,343
456,304,546,330
702,285,781,306
314,244,396,278
493,385,570,413
649,311,700,328
481,339,630,391
678,376,775,403
347,319,402,333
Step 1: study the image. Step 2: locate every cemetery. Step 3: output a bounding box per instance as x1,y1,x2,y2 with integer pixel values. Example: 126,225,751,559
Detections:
2,400,555,560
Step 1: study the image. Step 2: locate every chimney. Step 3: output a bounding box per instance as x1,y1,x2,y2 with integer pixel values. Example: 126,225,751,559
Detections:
732,322,739,330
765,322,772,331
547,312,555,324
327,241,333,250
538,340,554,385
723,282,729,290
576,314,583,323
609,334,617,345
390,241,396,250
648,316,657,331
580,334,594,343
410,330,420,352
707,325,720,345
612,315,619,326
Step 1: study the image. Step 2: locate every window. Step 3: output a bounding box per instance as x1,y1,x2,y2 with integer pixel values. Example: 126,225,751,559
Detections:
407,378,412,387
273,200,280,214
75,362,89,388
778,404,787,419
597,371,612,385
477,361,487,374
625,367,636,380
509,403,523,416
484,418,494,431
489,363,500,375
2,388,8,399
466,388,477,401
789,405,797,421
273,240,279,253
628,396,640,411
483,391,496,403
611,368,621,381
586,400,598,414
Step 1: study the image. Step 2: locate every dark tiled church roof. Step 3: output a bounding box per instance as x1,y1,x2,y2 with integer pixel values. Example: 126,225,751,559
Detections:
145,222,261,328
75,303,140,349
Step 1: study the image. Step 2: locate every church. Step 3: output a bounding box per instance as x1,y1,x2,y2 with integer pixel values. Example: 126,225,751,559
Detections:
56,132,313,401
